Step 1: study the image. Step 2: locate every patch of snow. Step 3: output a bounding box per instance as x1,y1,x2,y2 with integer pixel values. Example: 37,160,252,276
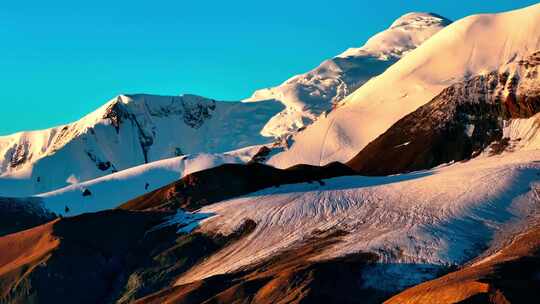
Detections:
465,124,475,137
66,174,80,185
394,141,411,148
151,210,215,234
503,113,540,150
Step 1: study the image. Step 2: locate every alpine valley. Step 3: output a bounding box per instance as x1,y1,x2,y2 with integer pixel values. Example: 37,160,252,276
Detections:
1,3,540,304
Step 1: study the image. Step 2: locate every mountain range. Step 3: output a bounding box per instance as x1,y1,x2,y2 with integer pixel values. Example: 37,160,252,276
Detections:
1,3,540,304
0,12,450,197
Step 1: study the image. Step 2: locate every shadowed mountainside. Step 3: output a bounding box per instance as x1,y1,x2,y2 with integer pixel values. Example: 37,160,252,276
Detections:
136,230,385,304
0,197,55,237
385,222,540,303
0,209,261,304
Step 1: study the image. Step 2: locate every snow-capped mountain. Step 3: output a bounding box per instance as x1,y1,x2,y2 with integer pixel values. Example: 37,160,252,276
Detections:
244,13,451,139
37,145,263,216
0,12,451,197
1,4,540,304
267,3,540,168
0,94,282,196
349,51,540,175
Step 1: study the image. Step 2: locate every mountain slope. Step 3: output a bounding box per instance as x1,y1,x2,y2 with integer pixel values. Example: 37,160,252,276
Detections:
349,51,540,175
385,222,540,303
2,150,539,303
0,210,170,304
245,12,450,139
267,3,540,168
0,209,259,304
172,150,540,296
37,146,263,217
2,5,540,303
0,94,282,196
118,161,355,212
137,231,381,304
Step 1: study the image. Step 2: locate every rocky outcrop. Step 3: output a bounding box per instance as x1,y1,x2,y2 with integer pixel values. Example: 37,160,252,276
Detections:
86,151,114,171
101,95,217,162
7,142,31,169
348,51,540,175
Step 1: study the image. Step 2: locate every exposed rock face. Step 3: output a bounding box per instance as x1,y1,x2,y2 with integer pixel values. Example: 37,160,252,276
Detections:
82,188,92,196
116,218,257,303
103,95,217,131
348,51,540,175
248,145,273,163
101,94,217,161
120,161,356,212
7,142,31,169
86,151,114,171
181,99,216,128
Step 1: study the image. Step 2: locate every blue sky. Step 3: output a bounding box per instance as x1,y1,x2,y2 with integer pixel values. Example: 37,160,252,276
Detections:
0,0,538,135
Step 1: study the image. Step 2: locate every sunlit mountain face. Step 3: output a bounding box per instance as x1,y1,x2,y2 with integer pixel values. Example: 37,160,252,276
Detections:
1,3,540,304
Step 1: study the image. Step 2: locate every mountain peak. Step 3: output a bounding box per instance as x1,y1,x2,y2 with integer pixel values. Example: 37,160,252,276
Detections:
338,12,451,59
245,12,451,140
389,12,452,29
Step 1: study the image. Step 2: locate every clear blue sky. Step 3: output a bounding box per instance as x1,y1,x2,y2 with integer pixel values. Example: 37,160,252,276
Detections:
1,0,538,135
